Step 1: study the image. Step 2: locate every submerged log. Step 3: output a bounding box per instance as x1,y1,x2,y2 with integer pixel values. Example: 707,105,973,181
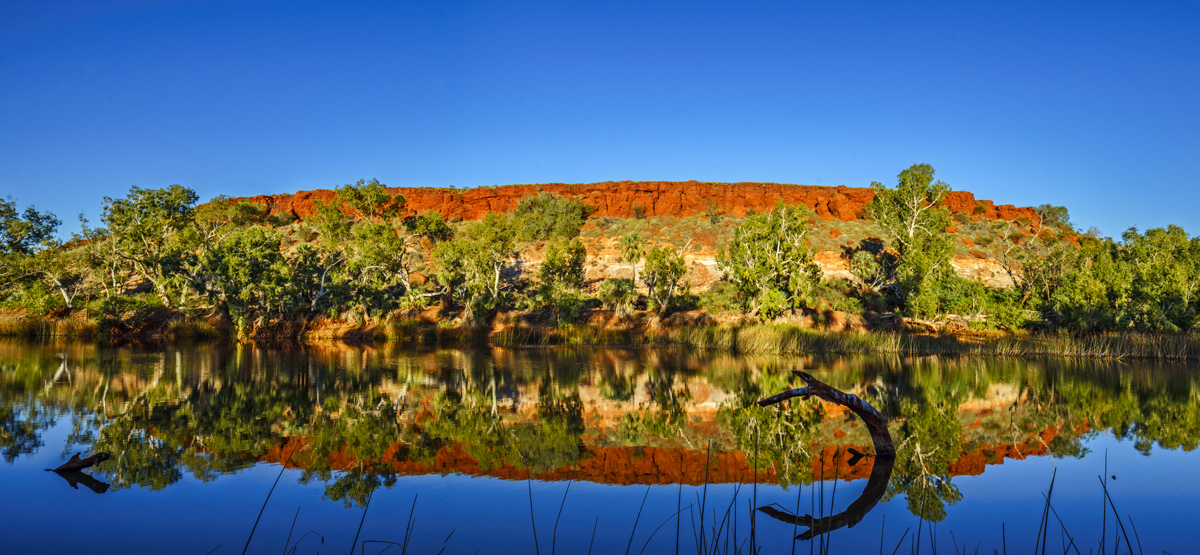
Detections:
46,452,112,473
757,370,895,457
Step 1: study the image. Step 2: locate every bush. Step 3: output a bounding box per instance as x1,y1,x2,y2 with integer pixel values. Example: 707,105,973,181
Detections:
511,192,592,241
699,280,741,313
597,278,638,318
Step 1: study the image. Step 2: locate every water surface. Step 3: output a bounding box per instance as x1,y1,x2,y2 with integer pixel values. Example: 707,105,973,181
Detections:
2,339,1197,554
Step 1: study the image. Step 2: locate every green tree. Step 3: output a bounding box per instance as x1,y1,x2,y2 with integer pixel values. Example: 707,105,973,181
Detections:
101,185,199,308
334,178,406,222
433,213,518,322
995,214,1077,312
716,200,822,319
1122,225,1199,331
510,192,592,241
403,210,454,242
0,200,62,299
642,245,688,318
197,226,292,332
298,179,437,315
866,164,954,317
536,237,588,323
0,199,60,256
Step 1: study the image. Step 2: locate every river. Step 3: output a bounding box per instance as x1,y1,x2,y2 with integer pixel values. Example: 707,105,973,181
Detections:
2,339,1197,554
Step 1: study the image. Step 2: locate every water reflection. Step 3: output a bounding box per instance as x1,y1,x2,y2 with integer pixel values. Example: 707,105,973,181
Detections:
759,451,895,539
2,339,1199,526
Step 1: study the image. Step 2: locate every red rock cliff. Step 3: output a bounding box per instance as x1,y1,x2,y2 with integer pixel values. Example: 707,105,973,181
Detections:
237,180,1040,225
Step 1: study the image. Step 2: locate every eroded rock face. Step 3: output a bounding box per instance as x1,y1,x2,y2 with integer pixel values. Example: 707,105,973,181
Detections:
236,180,1040,226
237,181,1028,290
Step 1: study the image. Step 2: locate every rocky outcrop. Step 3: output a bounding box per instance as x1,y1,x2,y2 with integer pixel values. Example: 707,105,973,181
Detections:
238,180,1040,225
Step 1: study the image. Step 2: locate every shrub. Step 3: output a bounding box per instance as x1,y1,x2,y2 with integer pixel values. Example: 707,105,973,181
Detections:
511,192,592,241
597,278,638,319
699,280,741,313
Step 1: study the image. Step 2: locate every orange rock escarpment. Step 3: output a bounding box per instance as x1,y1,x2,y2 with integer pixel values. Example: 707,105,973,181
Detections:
238,180,1041,225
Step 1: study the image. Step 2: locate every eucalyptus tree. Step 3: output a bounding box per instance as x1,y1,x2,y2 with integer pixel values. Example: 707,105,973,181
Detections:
0,198,60,256
100,184,199,308
197,225,293,331
537,237,588,323
716,200,822,319
642,245,688,318
866,164,954,317
510,191,591,241
301,178,443,314
0,199,61,296
1121,225,1199,331
994,210,1078,311
433,212,518,322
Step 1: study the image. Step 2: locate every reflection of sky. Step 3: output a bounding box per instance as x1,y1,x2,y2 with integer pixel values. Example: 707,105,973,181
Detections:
6,344,1200,553
8,418,1200,554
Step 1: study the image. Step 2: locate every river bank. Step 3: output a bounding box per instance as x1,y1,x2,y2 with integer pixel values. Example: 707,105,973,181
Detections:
3,307,1198,361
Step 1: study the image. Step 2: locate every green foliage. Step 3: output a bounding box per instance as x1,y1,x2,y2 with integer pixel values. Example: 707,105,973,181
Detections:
0,199,59,256
197,225,292,326
538,237,586,289
101,184,200,308
335,178,406,222
698,280,741,313
536,237,588,323
642,245,688,318
510,192,591,241
1036,204,1071,230
597,278,638,318
403,210,454,242
1039,226,1199,332
867,164,954,317
434,213,518,322
717,200,822,319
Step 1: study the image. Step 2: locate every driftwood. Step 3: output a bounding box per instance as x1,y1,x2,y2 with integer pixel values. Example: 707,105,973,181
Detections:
756,371,897,538
46,452,112,473
757,370,895,458
758,453,895,539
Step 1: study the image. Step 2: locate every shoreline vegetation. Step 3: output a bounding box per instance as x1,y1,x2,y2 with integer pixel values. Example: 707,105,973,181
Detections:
3,309,1198,361
3,165,1197,357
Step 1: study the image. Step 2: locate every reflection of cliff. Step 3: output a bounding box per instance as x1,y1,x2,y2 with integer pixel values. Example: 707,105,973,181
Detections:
252,417,1078,487
4,342,1196,494
263,441,772,486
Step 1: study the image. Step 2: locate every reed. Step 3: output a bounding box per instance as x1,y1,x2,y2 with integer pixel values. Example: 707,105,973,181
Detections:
0,316,100,338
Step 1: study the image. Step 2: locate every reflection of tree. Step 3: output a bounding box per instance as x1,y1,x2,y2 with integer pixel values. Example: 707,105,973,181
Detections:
719,369,823,487
884,398,964,522
423,385,585,474
616,369,692,446
92,419,183,490
759,452,895,539
0,399,47,462
6,340,1200,519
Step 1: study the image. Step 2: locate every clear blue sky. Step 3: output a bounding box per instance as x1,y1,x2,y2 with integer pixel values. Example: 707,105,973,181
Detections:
2,0,1197,238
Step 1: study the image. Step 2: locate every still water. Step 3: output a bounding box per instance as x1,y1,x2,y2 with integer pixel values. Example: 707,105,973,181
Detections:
2,339,1198,554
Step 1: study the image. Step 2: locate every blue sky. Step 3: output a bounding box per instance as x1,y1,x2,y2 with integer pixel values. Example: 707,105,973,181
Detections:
2,0,1197,238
